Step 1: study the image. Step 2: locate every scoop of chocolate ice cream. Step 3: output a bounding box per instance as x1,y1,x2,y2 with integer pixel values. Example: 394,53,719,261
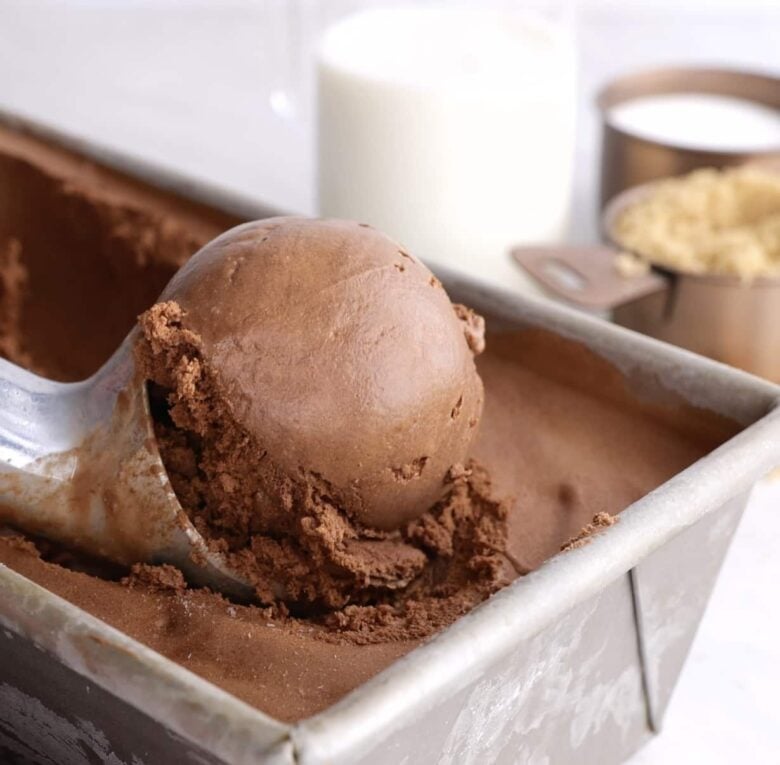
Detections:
137,218,497,608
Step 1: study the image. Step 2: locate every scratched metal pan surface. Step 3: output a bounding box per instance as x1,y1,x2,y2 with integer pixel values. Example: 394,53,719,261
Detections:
1,110,779,765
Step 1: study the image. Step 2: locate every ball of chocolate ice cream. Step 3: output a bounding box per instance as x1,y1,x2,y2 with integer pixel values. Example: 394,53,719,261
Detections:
144,217,483,531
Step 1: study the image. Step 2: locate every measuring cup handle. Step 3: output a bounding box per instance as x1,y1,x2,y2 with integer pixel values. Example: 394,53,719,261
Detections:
511,245,668,311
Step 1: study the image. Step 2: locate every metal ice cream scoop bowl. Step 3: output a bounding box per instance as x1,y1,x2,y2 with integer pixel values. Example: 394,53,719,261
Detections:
0,330,254,599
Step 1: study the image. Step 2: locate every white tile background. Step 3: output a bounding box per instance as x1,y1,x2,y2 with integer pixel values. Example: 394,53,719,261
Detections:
0,2,778,762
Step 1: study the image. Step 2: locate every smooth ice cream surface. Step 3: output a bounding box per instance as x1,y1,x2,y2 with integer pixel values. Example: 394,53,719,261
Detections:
0,123,239,381
135,217,496,610
0,124,740,723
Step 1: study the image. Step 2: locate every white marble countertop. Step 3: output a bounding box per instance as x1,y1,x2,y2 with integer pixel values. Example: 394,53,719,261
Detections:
1,2,779,762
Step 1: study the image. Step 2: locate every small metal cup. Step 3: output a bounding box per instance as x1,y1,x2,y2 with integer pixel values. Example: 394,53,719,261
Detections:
597,66,780,207
513,66,780,381
604,186,780,382
513,177,780,382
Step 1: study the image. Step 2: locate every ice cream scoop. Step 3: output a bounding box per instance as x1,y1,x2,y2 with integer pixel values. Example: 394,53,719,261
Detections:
0,332,255,599
0,217,485,605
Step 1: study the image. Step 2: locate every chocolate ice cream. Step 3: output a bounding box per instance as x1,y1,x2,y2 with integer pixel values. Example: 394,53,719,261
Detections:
0,123,238,381
135,217,500,610
0,123,740,723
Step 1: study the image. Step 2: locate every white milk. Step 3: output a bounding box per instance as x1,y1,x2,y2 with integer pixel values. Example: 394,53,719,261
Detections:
317,7,576,289
608,93,780,152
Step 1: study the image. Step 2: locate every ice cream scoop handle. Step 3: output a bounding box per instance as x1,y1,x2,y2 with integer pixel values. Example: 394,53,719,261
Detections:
0,338,132,470
0,349,257,600
0,359,86,469
0,346,178,567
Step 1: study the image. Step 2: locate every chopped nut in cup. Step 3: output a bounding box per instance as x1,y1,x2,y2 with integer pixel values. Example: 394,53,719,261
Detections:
612,166,780,281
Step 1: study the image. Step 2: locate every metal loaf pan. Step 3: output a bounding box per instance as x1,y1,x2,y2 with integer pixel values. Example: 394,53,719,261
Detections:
1,111,780,765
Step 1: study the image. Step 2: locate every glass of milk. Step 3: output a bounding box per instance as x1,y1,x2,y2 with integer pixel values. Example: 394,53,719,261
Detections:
316,3,577,291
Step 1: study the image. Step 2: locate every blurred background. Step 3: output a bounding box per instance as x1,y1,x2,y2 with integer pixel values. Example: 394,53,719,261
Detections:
0,2,778,763
1,0,777,244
